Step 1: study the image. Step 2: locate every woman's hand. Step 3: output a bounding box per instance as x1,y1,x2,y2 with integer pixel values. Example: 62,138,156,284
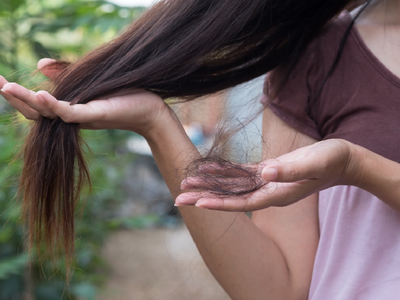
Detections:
0,59,168,136
176,139,361,211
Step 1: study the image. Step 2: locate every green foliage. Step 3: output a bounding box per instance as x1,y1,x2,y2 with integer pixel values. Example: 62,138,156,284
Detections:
0,114,26,299
0,0,151,299
0,0,145,83
106,215,160,230
0,254,29,280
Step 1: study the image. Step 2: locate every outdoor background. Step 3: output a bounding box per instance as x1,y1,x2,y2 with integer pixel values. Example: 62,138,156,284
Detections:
0,0,263,299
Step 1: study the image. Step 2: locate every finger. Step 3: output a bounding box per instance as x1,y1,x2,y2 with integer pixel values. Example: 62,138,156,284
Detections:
2,83,57,119
181,176,226,190
38,58,68,80
35,91,76,122
37,58,56,70
176,190,233,206
176,189,263,211
194,197,253,212
262,158,320,183
0,75,8,89
35,92,100,128
37,92,107,124
181,176,263,195
199,162,258,177
193,184,278,211
182,176,243,190
1,81,40,120
175,192,204,206
181,177,206,190
194,181,318,212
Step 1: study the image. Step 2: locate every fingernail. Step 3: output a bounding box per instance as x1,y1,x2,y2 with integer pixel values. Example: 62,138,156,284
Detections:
262,167,277,181
195,199,208,207
174,197,190,206
1,83,11,92
180,179,188,189
36,93,45,102
195,202,209,209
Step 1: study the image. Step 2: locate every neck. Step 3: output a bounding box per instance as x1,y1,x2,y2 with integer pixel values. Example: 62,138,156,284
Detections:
357,0,400,25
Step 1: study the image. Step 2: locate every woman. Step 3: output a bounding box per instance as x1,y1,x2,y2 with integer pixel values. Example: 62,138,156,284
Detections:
1,0,400,298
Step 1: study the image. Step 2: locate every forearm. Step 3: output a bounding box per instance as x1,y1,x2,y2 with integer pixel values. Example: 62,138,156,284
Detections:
350,143,400,212
143,107,299,299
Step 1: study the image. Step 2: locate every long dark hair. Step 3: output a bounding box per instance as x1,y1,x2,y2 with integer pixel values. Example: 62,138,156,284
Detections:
21,0,360,265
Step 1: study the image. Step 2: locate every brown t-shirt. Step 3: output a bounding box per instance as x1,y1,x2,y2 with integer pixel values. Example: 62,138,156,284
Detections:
266,11,400,163
264,12,400,300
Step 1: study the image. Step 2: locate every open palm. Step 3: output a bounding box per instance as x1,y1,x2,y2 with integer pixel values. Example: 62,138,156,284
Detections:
177,139,355,211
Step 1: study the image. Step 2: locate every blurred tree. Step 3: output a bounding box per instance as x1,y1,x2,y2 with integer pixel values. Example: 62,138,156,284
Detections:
0,0,145,83
0,1,148,299
0,114,26,300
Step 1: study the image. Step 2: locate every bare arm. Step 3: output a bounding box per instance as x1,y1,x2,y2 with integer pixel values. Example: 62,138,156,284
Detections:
345,142,400,212
252,108,319,299
0,75,319,299
144,106,318,300
252,137,400,213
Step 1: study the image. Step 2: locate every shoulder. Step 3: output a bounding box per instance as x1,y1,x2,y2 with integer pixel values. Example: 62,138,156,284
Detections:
318,11,353,45
267,10,353,91
297,11,354,81
298,11,351,69
263,12,354,141
284,11,354,79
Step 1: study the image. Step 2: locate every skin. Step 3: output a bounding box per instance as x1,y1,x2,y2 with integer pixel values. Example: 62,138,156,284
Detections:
1,70,312,300
1,0,400,298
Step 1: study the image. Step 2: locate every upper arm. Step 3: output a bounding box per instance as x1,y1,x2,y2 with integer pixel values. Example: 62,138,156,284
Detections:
252,107,319,298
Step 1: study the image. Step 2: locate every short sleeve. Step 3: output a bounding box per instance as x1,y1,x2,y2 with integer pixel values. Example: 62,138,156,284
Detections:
263,39,323,140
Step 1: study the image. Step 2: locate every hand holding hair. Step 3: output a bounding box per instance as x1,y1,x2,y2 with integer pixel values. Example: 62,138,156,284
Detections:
1,57,171,267
0,76,167,134
177,139,400,212
1,59,166,134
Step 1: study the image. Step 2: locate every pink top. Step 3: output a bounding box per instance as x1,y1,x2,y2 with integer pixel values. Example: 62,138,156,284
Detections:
265,11,400,299
311,186,400,299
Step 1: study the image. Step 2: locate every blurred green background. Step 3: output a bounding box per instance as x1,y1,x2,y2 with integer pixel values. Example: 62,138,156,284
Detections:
0,1,163,299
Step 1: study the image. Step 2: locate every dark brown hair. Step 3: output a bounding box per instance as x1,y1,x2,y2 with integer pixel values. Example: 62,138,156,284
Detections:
21,0,359,266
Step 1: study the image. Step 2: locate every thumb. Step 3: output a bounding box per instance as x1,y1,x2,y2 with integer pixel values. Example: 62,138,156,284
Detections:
261,158,319,183
38,58,69,80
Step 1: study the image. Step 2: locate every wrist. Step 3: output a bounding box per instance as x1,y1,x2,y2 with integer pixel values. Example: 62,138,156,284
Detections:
140,105,199,198
142,105,181,142
348,142,400,210
341,140,367,187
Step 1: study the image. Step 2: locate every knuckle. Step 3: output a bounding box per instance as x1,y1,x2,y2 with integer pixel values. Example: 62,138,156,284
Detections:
244,197,257,212
61,114,73,123
288,167,301,181
58,109,73,123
